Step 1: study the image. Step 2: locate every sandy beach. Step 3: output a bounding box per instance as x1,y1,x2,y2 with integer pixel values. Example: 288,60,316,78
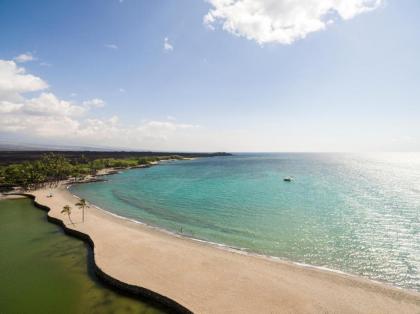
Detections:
22,182,420,314
0,194,26,200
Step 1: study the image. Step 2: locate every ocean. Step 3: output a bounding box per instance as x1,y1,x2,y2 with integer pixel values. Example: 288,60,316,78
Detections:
70,153,420,291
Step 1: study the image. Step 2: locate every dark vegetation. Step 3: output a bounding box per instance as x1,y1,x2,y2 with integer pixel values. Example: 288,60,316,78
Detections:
0,151,230,166
0,151,230,191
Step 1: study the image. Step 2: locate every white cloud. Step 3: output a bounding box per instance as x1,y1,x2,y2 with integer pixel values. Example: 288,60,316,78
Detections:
82,98,106,108
164,37,174,51
105,44,119,50
0,101,23,114
14,52,36,63
119,88,126,93
39,62,52,67
204,0,382,44
24,93,86,117
0,58,201,150
0,60,48,102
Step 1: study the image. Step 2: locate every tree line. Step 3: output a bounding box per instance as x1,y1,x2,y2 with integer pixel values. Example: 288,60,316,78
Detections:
0,153,184,190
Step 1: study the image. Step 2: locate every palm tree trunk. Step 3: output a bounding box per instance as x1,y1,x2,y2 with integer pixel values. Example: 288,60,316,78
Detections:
68,213,74,225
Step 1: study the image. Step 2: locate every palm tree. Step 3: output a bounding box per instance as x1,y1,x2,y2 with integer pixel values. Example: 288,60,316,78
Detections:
75,198,88,223
61,205,74,225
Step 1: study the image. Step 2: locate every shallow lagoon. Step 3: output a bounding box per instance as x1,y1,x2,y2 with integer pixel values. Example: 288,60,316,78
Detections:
0,198,165,314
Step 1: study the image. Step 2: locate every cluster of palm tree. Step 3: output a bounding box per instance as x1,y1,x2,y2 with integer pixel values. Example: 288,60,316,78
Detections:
0,153,88,190
0,153,175,190
61,198,89,225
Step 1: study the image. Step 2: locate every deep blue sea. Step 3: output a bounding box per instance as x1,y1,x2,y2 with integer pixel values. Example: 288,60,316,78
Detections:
70,153,420,291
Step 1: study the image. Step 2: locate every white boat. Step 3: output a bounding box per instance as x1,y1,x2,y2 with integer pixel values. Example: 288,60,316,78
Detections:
283,176,293,182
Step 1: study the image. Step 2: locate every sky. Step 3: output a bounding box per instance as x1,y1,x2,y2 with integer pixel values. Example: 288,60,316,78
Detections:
0,0,419,152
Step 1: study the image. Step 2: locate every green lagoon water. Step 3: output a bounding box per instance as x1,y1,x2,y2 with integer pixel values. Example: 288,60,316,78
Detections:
0,198,165,314
70,153,420,291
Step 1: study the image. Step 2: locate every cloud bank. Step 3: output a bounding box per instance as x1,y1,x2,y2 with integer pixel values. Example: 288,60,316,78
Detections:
204,0,382,44
0,59,198,149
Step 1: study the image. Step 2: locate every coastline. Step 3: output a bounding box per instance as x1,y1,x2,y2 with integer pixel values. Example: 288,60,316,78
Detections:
11,169,419,314
63,183,420,295
65,184,396,288
67,165,417,293
17,191,190,314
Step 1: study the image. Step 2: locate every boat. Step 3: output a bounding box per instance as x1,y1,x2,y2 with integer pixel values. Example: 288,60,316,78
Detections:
283,176,293,182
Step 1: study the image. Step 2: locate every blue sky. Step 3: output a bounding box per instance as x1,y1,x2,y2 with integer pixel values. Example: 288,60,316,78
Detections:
0,0,419,152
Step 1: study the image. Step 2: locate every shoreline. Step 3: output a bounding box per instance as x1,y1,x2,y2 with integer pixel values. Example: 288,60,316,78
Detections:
11,185,420,313
66,165,416,294
19,192,191,314
66,184,406,293
5,164,420,313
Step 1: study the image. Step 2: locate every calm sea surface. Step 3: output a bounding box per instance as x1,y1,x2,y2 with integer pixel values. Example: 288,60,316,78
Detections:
70,153,420,291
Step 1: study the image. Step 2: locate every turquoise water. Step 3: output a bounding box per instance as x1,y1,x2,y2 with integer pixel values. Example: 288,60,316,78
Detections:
70,153,420,291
